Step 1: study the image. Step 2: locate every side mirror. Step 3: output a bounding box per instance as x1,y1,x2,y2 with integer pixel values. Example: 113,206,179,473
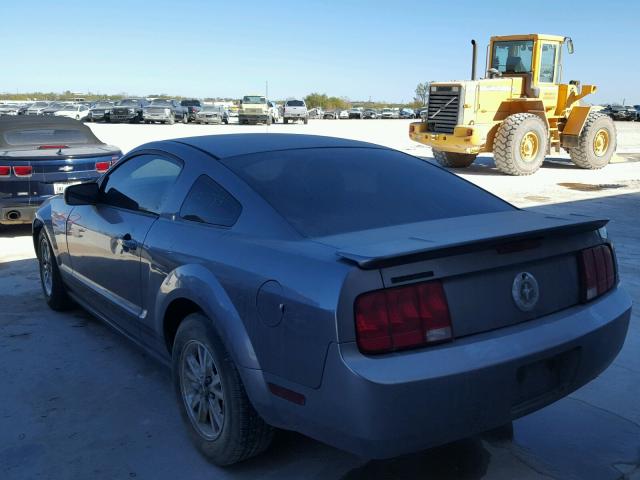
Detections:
488,68,502,78
64,181,100,206
566,37,574,54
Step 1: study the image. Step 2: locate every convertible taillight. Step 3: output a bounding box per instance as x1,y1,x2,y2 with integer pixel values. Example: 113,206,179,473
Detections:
355,280,452,354
0,166,10,176
578,244,616,302
95,161,110,173
13,166,32,176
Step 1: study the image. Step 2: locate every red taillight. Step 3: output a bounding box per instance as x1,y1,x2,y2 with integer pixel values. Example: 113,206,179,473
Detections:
578,244,616,302
38,144,69,150
13,166,32,176
95,161,110,173
0,166,10,176
355,280,452,354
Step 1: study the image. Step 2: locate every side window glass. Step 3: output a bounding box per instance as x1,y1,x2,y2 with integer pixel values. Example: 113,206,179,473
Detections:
101,155,183,214
539,44,557,83
180,175,242,226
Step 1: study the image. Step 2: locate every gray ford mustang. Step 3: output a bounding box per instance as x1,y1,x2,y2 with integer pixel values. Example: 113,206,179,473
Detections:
33,134,632,466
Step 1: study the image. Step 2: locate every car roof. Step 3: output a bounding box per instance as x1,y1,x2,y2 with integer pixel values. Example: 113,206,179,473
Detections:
171,133,386,159
0,116,104,148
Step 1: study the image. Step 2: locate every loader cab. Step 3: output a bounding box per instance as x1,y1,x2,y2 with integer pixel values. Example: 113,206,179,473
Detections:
488,34,568,86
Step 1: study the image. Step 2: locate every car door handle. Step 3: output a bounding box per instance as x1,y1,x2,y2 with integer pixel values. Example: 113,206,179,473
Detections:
120,233,138,252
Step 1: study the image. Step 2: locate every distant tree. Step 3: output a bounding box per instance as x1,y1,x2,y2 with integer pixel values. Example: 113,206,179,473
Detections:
414,82,430,106
304,92,329,109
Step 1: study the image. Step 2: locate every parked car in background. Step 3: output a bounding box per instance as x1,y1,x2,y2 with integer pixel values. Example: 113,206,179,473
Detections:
0,104,21,116
88,101,115,122
0,116,120,225
323,110,339,119
283,99,308,124
143,99,189,124
339,110,349,119
308,107,324,119
600,105,634,121
381,108,399,119
34,133,631,466
625,106,638,121
348,107,363,119
634,105,640,121
363,109,378,119
268,101,281,123
25,102,50,116
239,95,273,125
181,99,202,122
399,108,416,119
195,105,229,124
54,104,91,121
110,98,149,123
41,102,67,116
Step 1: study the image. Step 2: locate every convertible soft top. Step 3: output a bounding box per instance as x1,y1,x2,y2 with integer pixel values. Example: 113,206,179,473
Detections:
0,116,104,149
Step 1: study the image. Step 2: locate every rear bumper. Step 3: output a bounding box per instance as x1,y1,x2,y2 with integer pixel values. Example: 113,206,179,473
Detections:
239,114,269,123
249,287,631,458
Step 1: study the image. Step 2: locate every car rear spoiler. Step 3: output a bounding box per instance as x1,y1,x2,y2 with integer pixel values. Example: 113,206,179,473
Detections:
335,213,608,270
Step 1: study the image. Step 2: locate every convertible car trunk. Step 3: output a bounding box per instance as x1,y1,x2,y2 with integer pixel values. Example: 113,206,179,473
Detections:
320,210,607,338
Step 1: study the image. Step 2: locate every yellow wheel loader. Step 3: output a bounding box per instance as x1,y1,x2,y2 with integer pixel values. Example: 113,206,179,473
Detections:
409,34,616,175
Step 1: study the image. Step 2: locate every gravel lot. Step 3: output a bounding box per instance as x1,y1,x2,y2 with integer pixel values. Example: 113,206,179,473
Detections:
1,120,639,479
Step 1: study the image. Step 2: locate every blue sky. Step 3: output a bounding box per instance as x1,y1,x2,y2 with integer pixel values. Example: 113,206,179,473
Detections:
2,0,638,104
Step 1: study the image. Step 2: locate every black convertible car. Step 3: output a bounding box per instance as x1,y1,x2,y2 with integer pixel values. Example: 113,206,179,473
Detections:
0,116,121,225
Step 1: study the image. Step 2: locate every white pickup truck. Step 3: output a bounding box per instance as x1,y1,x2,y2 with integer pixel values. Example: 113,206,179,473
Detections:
283,99,309,124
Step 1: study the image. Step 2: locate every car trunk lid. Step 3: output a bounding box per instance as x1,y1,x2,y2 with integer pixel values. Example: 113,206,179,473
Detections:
321,210,607,338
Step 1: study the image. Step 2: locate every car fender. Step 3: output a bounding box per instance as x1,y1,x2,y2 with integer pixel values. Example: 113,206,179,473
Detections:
155,263,261,370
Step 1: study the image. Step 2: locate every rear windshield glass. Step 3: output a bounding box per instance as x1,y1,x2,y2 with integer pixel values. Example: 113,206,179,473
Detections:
243,96,266,104
181,100,201,106
222,148,513,237
117,99,140,106
286,100,304,107
4,128,93,146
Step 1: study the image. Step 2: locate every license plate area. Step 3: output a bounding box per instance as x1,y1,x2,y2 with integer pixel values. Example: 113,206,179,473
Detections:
511,347,581,416
54,182,80,195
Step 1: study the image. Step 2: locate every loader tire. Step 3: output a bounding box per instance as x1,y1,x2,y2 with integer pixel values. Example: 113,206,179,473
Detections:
569,112,616,169
432,149,476,168
494,113,548,176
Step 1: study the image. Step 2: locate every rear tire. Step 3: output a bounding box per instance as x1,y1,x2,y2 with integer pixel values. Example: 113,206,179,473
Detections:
432,150,476,168
569,112,616,169
266,115,272,125
38,231,73,311
303,117,308,125
172,314,274,466
168,115,175,125
283,118,288,124
182,114,188,124
493,113,548,176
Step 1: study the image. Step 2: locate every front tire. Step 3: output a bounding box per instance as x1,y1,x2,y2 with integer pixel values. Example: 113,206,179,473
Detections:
172,314,274,466
432,150,476,168
182,114,188,124
38,231,73,311
493,113,548,176
569,112,616,169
